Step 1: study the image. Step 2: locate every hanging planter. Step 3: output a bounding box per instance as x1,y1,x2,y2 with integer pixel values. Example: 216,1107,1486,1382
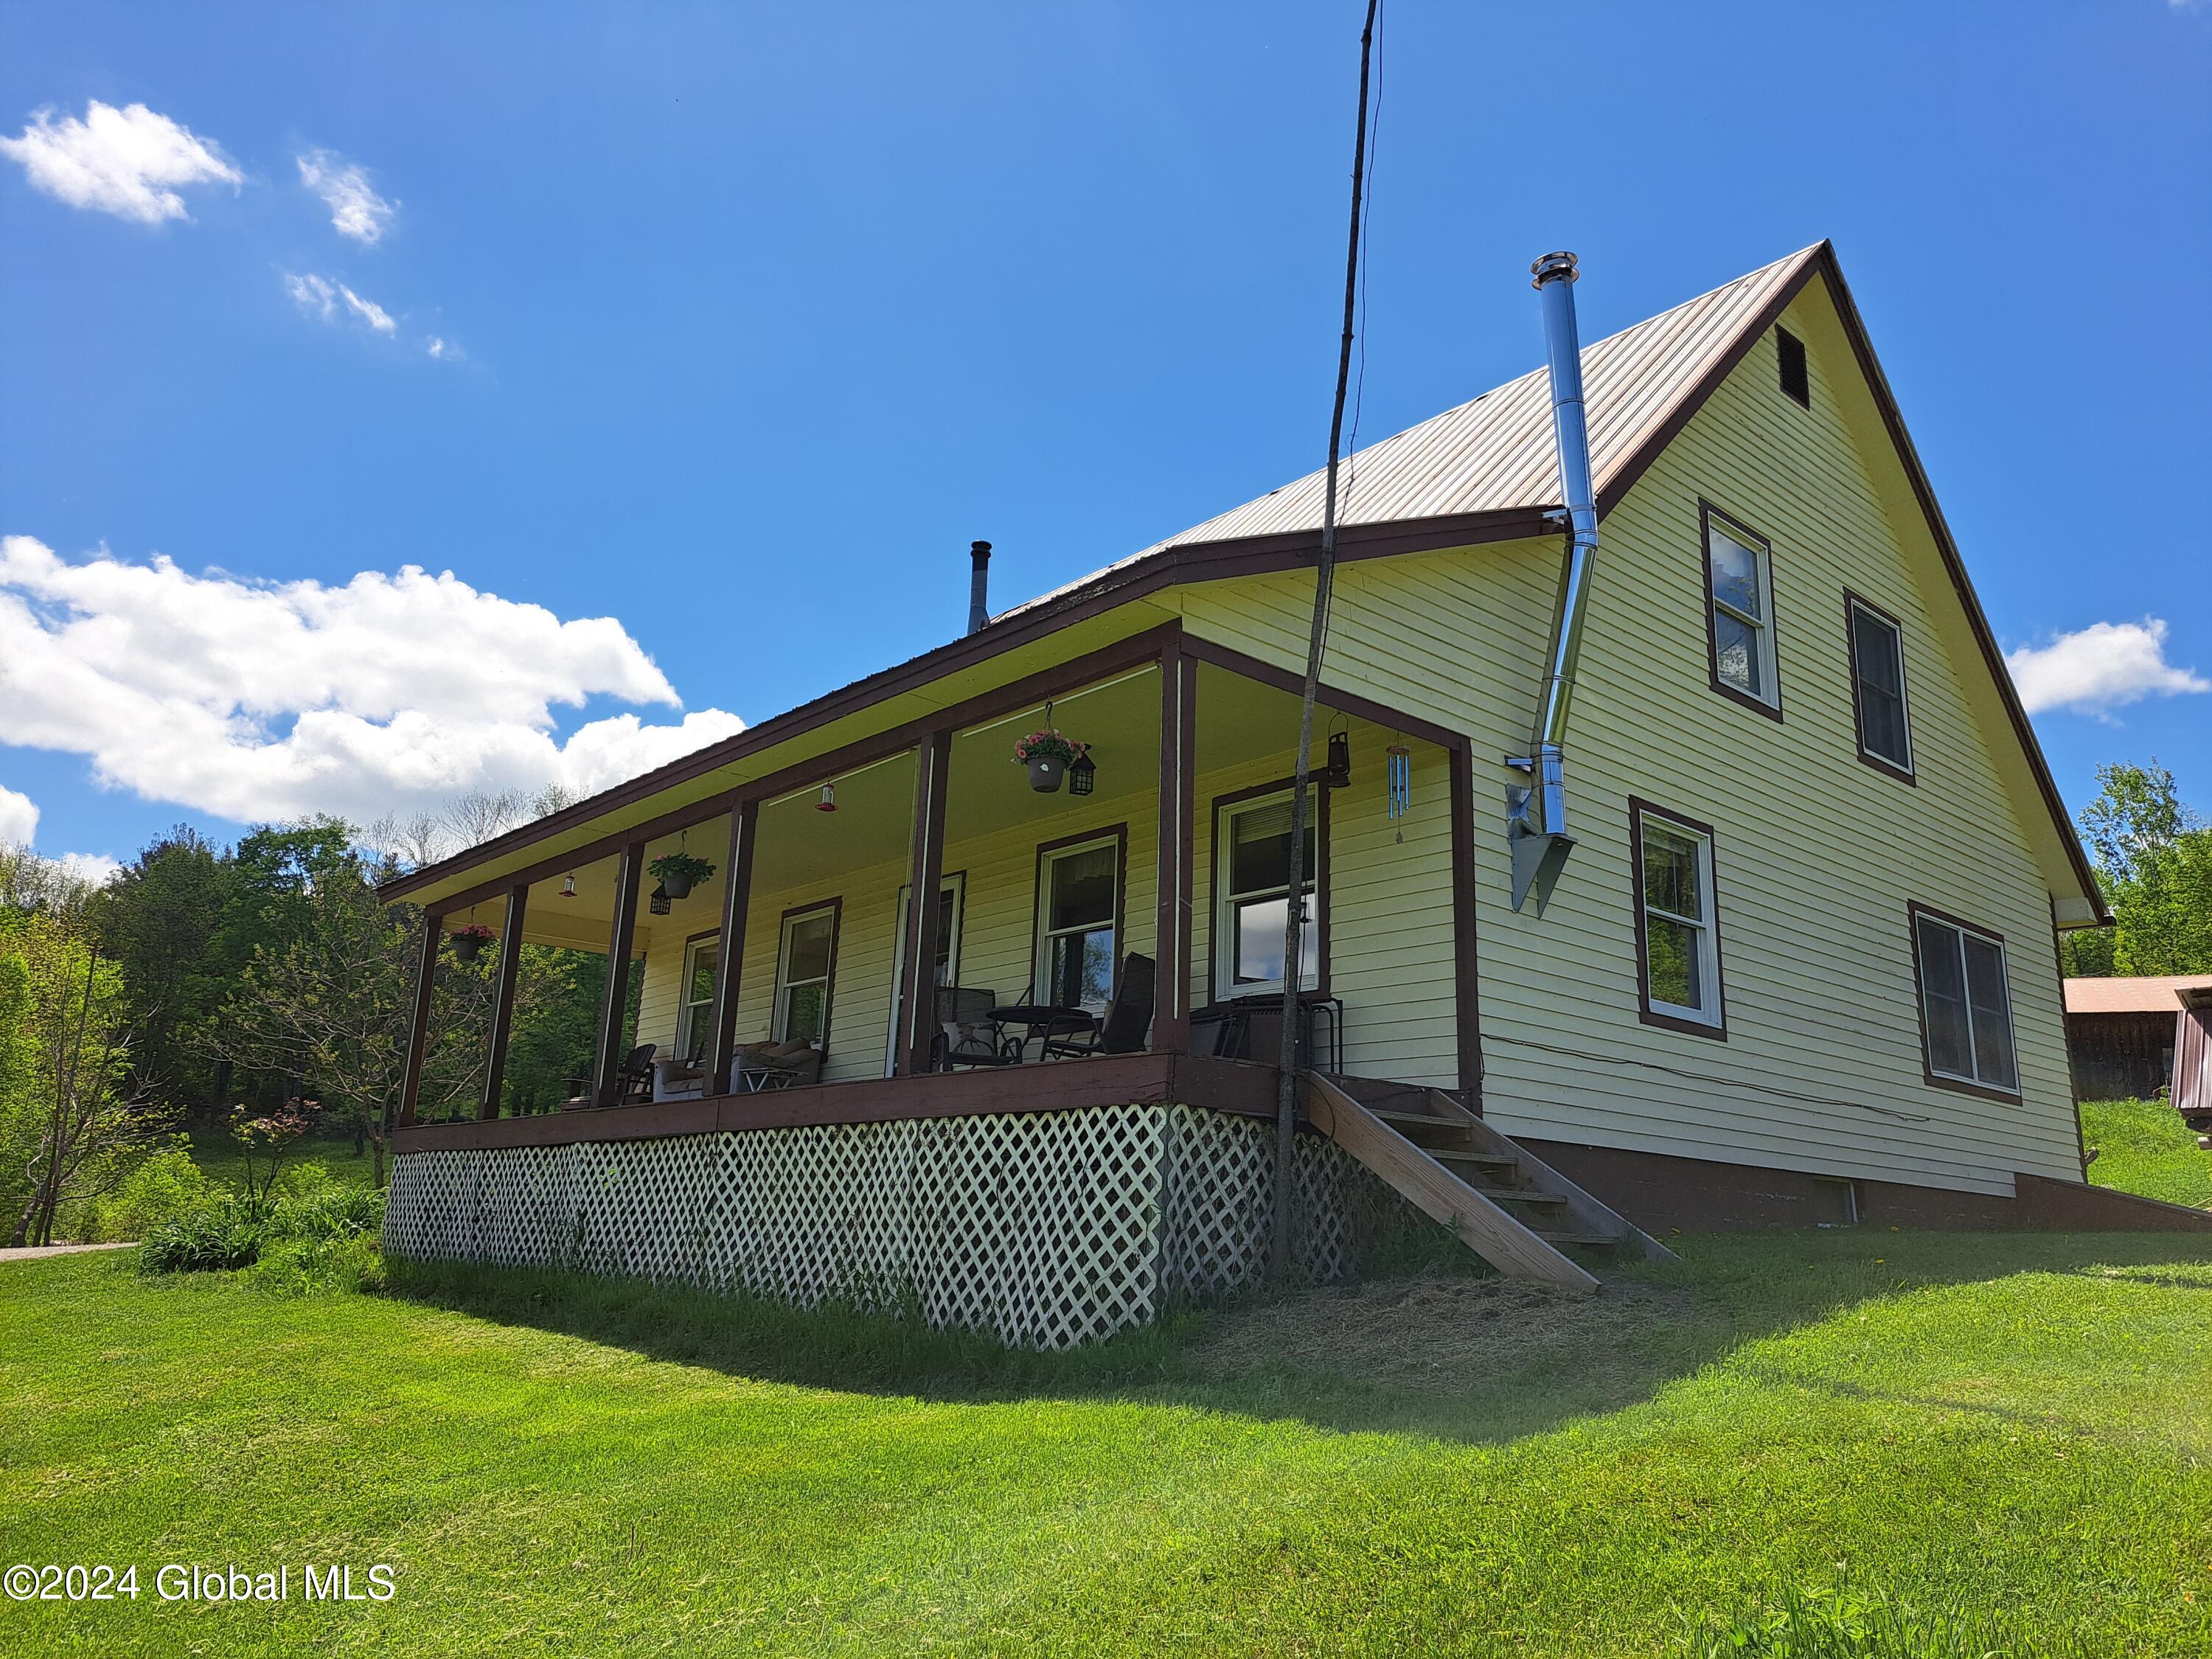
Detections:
448,922,495,963
647,851,715,900
1014,728,1087,795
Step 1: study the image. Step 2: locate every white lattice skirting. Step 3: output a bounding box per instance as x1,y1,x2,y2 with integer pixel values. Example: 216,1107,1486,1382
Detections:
383,1104,1413,1349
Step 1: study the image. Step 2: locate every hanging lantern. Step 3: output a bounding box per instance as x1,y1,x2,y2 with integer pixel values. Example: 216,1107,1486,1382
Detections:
816,782,838,813
648,883,672,917
1067,751,1096,796
559,873,577,899
1324,728,1351,790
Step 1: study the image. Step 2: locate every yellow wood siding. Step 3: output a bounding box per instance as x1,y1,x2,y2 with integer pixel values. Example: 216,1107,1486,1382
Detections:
1175,283,2079,1196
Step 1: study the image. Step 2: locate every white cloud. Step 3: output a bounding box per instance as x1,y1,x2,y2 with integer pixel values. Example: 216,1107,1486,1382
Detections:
425,336,456,361
0,782,37,846
2008,618,2211,717
296,147,394,246
0,536,745,829
341,284,395,333
285,271,397,335
0,100,240,224
58,852,123,888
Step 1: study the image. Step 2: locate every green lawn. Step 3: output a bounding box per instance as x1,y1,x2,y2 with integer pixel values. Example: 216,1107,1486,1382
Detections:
2082,1099,2212,1211
6,1232,2212,1655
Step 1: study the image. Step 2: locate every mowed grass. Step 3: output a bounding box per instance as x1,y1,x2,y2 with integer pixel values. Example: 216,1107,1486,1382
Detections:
5,1236,2212,1658
2081,1099,2212,1211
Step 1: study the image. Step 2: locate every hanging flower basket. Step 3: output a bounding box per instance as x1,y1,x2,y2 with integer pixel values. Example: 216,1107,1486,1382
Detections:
448,922,495,963
648,851,716,900
1014,729,1088,795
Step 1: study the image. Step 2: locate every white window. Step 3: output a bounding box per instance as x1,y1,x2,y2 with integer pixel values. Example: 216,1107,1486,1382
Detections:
1034,835,1121,1013
1704,507,1780,709
1215,790,1321,1001
675,934,719,1062
1912,908,2019,1093
1847,597,1914,776
772,903,838,1048
1633,803,1723,1032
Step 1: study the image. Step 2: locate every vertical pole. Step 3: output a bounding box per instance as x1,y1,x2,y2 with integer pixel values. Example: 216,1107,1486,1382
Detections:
479,884,529,1119
1155,639,1196,1052
593,840,647,1106
708,802,757,1098
397,911,442,1128
897,734,953,1076
1448,739,1486,1110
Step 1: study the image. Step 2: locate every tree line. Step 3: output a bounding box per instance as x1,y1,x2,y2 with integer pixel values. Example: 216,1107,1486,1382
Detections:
1,790,616,1246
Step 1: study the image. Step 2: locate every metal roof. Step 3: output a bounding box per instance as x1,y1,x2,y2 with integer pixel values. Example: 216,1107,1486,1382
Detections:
2065,975,2212,1015
1000,244,1824,622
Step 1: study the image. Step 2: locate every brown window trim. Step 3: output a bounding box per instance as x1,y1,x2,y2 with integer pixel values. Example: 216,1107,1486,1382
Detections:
1842,589,1917,785
1905,900,2022,1103
1030,824,1129,1006
1628,797,1728,1041
772,897,841,1055
1208,777,1332,1003
1699,499,1785,723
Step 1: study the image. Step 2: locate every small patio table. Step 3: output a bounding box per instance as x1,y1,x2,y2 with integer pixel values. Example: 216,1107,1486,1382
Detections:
988,1004,1096,1062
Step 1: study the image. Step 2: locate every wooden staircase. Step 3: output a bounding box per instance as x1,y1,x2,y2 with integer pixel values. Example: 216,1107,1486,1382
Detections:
1302,1073,1677,1292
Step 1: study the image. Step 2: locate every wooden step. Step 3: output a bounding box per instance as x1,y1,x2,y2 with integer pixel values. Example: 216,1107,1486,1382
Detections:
1534,1230,1627,1248
1471,1188,1567,1208
1369,1107,1464,1130
1428,1148,1520,1171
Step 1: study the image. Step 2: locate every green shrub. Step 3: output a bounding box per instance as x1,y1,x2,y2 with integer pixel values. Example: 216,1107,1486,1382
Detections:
80,1148,219,1242
139,1183,386,1287
139,1193,272,1273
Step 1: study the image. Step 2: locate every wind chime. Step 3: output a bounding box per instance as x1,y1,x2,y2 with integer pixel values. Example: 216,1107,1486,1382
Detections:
1385,742,1412,844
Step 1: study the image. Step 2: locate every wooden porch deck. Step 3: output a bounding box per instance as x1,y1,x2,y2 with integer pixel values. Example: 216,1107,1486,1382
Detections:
392,1050,1281,1155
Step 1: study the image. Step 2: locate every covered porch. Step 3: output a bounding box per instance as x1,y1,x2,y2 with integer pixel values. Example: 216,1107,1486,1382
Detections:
392,625,1482,1142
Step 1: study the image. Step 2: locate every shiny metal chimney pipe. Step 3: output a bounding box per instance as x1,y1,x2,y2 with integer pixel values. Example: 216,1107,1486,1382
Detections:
967,540,992,636
1509,251,1597,914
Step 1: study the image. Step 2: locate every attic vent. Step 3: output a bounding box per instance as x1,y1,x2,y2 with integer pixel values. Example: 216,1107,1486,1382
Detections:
1776,327,1810,408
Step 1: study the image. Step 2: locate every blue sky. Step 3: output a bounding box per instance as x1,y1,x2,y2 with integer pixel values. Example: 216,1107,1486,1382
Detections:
3,1,2208,876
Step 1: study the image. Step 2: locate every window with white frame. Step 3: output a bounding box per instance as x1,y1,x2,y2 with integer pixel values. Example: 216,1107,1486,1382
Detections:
1703,508,1780,709
1911,908,2019,1093
1633,802,1723,1032
675,934,719,1062
1034,835,1119,1012
772,903,838,1047
1215,789,1320,1001
1847,596,1914,776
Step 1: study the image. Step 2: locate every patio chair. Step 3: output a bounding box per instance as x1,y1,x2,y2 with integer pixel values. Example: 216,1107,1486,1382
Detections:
653,1053,709,1101
737,1039,823,1091
1040,953,1154,1059
616,1043,657,1102
933,987,1017,1070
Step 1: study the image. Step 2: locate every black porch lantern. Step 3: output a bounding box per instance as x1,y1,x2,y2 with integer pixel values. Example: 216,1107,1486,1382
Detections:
1067,751,1096,796
1323,728,1352,789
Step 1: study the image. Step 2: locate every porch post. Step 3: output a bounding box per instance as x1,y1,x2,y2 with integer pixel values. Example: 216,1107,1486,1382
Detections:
1448,737,1485,1109
396,910,442,1128
707,801,757,1097
1155,639,1196,1052
896,732,953,1076
479,883,529,1119
592,839,648,1105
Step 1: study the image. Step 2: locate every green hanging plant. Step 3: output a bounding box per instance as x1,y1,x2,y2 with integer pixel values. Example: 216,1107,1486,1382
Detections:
648,852,716,899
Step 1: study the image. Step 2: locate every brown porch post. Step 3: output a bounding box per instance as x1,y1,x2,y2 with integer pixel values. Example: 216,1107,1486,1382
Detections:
707,801,757,1097
479,883,529,1119
396,910,442,1128
897,733,953,1076
592,839,648,1105
1154,639,1196,1052
1448,737,1485,1110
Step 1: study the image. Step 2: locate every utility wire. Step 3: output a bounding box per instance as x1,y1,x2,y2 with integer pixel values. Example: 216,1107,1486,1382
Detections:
1272,0,1381,1279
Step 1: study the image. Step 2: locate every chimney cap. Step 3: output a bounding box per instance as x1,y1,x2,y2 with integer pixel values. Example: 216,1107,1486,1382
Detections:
1530,251,1579,289
970,540,992,555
